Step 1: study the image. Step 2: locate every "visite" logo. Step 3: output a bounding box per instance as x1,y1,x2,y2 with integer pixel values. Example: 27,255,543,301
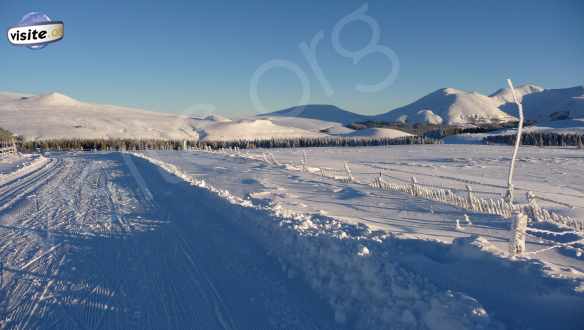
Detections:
7,12,64,49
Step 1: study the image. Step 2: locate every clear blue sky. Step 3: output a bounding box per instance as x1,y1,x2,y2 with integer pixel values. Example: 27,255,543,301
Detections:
1,0,583,117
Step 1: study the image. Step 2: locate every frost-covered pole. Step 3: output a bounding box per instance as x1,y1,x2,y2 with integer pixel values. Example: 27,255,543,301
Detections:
509,211,528,256
344,161,354,182
504,78,524,205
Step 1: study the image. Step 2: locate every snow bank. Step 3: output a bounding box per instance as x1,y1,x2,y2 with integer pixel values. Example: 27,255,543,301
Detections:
130,152,496,329
0,154,49,184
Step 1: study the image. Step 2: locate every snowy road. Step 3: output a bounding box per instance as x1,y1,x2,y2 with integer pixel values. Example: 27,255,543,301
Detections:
0,153,338,329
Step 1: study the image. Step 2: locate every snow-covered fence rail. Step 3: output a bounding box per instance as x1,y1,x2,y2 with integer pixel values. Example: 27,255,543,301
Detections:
524,192,584,232
369,174,583,233
0,139,17,159
369,175,516,218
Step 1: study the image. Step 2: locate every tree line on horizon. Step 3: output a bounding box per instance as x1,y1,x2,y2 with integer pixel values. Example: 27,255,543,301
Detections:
0,127,14,140
16,136,439,152
484,132,584,148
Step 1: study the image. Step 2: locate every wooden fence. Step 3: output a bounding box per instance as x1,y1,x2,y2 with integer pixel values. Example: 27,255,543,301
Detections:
0,139,17,158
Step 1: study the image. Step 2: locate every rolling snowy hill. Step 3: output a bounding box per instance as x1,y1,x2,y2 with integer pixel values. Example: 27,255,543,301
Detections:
259,115,353,134
340,127,412,138
0,92,322,142
0,92,199,140
263,104,369,125
196,119,325,141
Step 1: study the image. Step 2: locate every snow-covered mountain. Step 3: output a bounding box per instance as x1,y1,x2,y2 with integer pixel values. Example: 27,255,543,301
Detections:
375,88,516,126
380,84,584,125
264,84,584,127
0,92,201,140
3,83,582,142
262,104,369,125
489,84,545,105
492,85,584,122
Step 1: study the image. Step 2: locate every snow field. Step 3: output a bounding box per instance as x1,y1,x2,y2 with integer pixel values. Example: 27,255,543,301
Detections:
228,146,584,235
130,152,496,329
133,150,584,329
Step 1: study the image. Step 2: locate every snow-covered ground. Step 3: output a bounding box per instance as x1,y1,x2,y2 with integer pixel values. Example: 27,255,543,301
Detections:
139,144,584,329
1,145,583,329
0,154,49,188
0,152,344,329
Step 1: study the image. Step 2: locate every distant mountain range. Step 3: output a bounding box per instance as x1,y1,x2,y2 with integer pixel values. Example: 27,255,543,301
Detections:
265,84,584,126
1,83,583,141
0,92,333,141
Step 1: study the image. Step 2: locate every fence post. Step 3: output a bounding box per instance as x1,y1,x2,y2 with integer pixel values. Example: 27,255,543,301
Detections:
465,185,474,209
269,152,280,166
301,151,308,172
411,176,418,196
344,161,354,183
509,210,528,257
525,191,540,222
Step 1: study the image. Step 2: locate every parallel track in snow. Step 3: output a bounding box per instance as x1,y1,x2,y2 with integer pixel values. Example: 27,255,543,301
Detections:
0,153,338,330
